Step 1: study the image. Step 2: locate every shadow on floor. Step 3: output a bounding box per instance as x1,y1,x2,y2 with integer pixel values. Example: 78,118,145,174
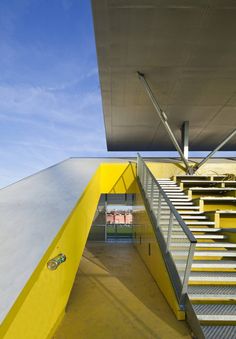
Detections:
53,242,191,339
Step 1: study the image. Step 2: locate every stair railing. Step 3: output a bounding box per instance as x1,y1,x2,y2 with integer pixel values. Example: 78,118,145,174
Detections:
137,154,197,307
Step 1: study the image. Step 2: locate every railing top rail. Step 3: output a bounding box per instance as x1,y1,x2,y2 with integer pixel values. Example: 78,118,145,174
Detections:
137,153,197,243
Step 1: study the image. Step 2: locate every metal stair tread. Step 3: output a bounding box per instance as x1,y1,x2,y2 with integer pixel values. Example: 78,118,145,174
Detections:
160,234,226,239
181,215,207,219
185,221,215,225
201,325,236,339
177,260,236,268
189,272,236,282
181,180,236,183
176,206,200,210
175,176,211,179
192,234,226,239
188,285,236,300
158,215,206,220
179,211,204,214
198,314,236,321
193,304,236,316
165,193,185,196
189,187,236,191
170,199,192,202
161,227,219,232
188,227,218,231
171,242,236,248
172,250,236,257
162,234,226,239
159,186,179,188
172,202,194,205
156,178,172,181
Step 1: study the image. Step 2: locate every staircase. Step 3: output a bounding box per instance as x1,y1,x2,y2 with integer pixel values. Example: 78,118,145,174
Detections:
157,176,236,338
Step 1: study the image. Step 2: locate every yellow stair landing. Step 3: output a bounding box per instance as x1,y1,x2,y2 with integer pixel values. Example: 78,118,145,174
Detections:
53,242,190,339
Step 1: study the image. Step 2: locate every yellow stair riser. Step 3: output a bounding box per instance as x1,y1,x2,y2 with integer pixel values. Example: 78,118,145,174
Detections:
192,268,236,272
195,248,230,251
193,256,234,260
190,192,236,200
199,320,236,326
201,204,236,213
190,297,236,303
197,240,220,243
174,256,234,260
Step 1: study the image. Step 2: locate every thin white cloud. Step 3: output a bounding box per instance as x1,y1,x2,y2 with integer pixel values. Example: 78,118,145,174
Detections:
0,84,101,124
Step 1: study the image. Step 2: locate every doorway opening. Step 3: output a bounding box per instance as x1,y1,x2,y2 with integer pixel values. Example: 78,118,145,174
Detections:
88,194,135,242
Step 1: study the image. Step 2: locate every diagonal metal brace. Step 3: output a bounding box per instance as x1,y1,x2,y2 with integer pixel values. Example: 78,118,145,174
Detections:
193,129,236,173
137,71,192,174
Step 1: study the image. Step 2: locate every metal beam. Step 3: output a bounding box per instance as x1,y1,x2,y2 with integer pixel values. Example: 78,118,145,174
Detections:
137,72,192,174
194,129,236,172
182,121,189,161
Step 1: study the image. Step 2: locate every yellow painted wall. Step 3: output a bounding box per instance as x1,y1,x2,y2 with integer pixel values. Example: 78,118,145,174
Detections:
100,161,137,194
0,160,187,339
147,161,236,180
146,162,185,179
208,212,236,229
222,230,236,243
133,186,185,321
0,163,137,339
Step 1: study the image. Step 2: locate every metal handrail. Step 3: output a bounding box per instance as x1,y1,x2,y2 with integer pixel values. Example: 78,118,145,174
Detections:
137,153,197,306
138,154,196,243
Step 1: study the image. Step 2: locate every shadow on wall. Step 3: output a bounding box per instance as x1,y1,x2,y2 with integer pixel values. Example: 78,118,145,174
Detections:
107,162,137,194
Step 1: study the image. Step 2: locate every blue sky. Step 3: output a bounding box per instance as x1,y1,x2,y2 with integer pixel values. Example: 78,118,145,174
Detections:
0,0,235,188
0,0,107,187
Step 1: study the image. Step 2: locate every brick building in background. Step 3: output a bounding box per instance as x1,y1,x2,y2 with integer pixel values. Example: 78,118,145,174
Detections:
106,210,132,224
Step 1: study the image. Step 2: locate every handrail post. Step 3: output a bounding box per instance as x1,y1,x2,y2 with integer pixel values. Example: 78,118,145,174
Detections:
145,166,148,192
166,212,173,252
157,191,162,227
137,154,140,178
181,242,196,301
150,178,154,210
141,161,144,185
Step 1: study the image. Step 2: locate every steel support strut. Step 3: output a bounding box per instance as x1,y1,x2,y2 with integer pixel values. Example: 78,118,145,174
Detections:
182,121,189,161
137,72,192,174
193,128,236,173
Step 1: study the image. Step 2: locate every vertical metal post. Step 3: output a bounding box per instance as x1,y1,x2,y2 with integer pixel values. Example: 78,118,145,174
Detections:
150,178,154,210
143,163,145,187
137,154,140,179
145,166,149,193
157,191,162,227
181,242,196,298
182,121,189,161
166,212,173,252
142,162,144,186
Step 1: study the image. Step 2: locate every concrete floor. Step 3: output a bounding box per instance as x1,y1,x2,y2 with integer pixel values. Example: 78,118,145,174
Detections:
53,242,191,339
